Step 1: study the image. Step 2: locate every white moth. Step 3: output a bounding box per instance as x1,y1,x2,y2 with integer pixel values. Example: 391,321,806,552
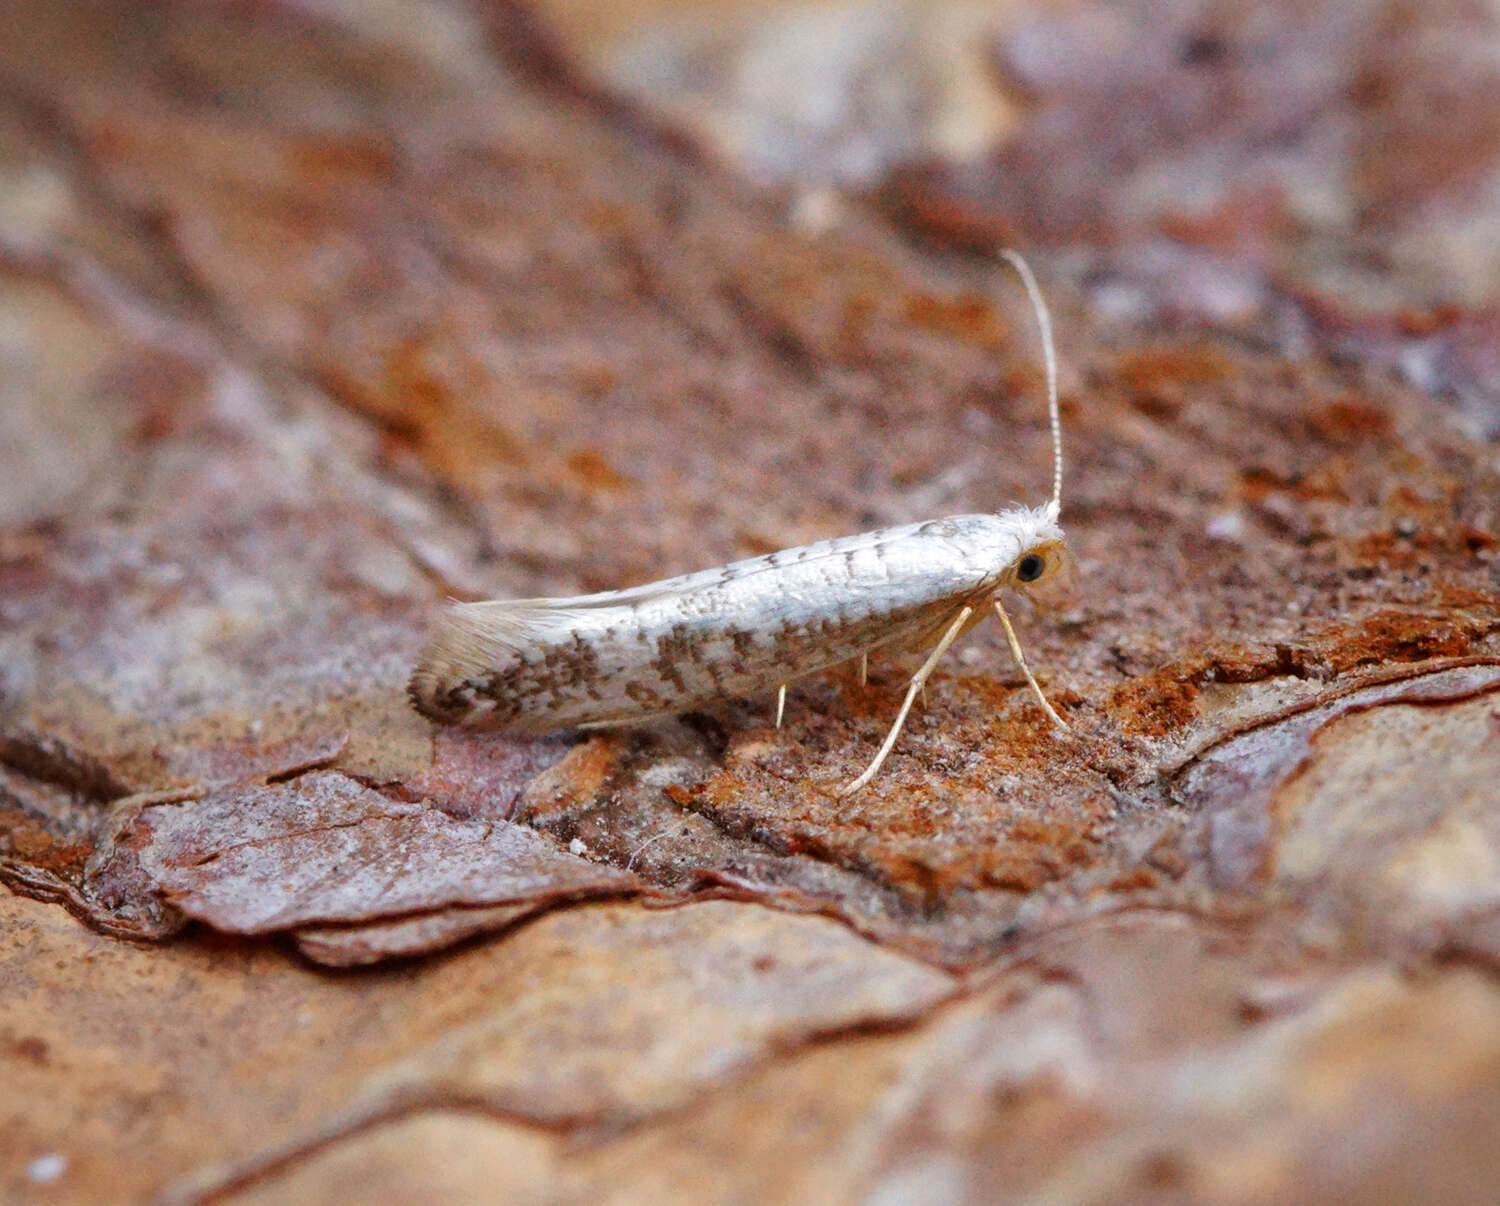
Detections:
410,252,1072,794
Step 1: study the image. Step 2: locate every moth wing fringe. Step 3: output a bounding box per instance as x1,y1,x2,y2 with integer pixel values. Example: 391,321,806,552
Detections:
407,599,586,726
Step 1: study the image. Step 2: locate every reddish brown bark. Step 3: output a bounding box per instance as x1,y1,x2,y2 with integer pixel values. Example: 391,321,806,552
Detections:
2,1,1498,1202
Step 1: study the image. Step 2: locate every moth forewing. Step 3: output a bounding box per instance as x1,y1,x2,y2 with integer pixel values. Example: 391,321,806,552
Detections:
408,508,1063,736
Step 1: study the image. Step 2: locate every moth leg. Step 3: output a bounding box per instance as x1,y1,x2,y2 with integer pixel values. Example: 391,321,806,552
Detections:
840,605,972,796
775,683,788,729
859,653,868,687
994,597,1068,729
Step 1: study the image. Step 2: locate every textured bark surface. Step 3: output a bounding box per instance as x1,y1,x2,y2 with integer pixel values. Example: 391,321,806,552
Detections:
2,1,1498,1202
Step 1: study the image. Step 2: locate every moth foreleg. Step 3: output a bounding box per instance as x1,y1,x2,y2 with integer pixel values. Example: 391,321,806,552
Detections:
775,683,787,729
840,605,973,796
993,598,1068,729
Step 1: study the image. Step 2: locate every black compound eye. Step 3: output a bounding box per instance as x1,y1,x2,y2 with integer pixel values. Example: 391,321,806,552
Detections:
1017,554,1046,583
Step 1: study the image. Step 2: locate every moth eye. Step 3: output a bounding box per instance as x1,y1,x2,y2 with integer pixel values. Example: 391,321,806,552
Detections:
1017,553,1046,583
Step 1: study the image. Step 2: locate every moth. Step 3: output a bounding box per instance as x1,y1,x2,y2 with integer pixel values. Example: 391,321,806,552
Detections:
409,252,1072,794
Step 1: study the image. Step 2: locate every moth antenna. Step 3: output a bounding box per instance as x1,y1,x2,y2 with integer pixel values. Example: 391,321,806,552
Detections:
998,249,1063,520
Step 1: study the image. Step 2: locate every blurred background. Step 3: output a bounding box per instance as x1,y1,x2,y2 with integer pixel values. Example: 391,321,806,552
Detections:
509,0,1500,429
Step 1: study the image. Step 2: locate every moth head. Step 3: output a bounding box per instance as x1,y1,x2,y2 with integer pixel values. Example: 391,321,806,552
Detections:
1003,507,1076,610
1009,538,1067,585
